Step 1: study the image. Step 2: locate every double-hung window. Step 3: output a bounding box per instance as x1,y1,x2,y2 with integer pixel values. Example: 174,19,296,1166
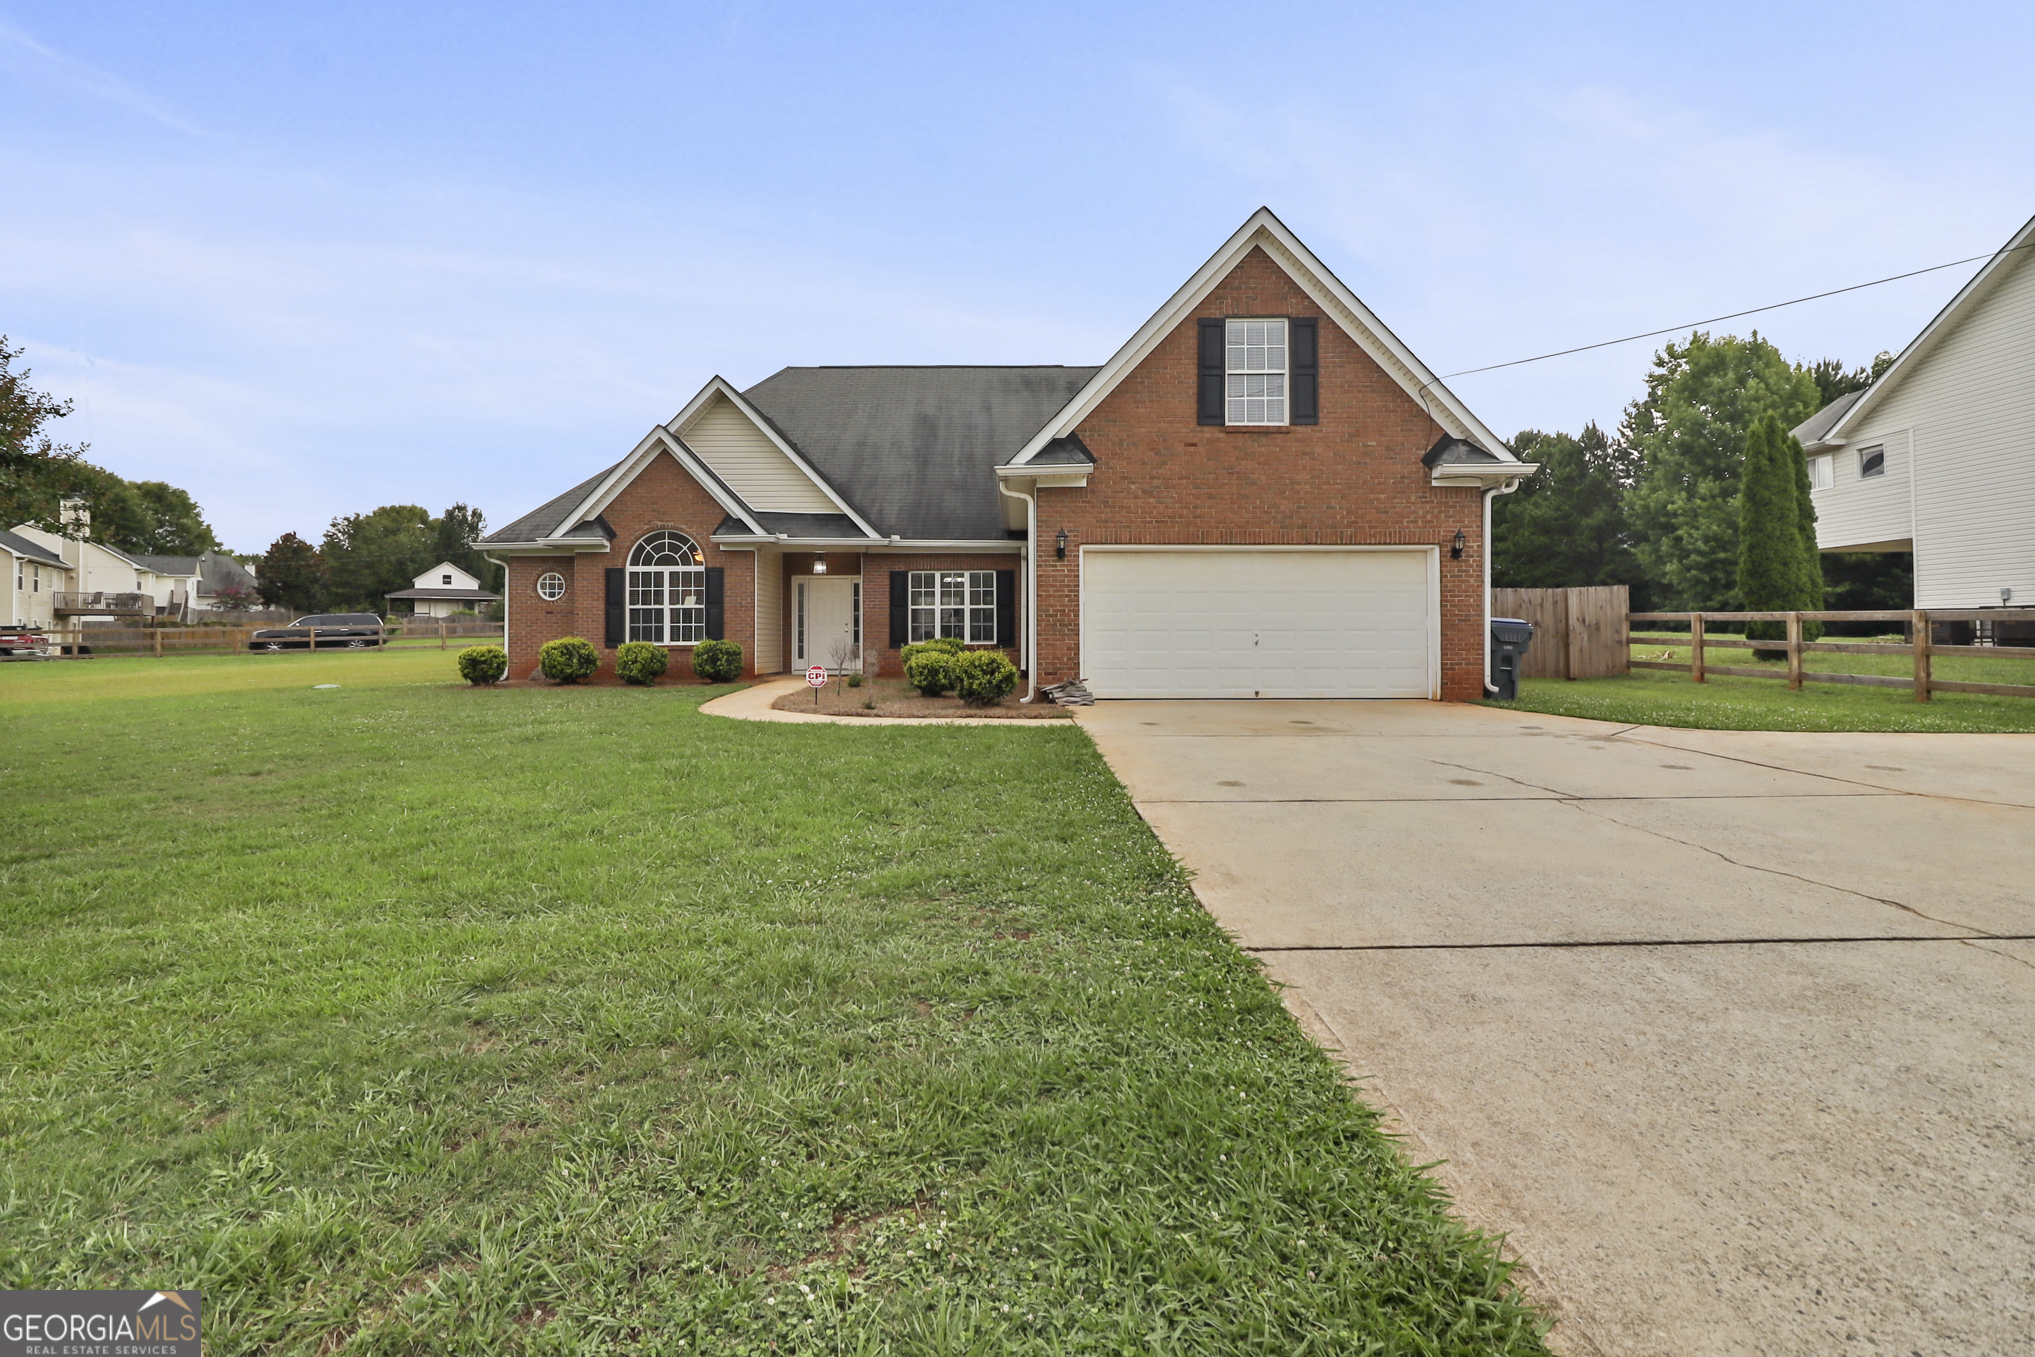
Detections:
1807,454,1833,491
627,531,706,644
1226,318,1287,425
908,570,995,643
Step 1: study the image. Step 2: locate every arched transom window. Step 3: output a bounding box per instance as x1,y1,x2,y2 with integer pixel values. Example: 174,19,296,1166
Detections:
628,532,706,644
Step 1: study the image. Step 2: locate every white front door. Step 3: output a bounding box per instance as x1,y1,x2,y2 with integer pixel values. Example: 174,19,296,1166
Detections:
1080,547,1437,699
796,577,862,672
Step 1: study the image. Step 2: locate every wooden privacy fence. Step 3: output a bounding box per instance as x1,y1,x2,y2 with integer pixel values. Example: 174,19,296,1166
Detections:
1491,586,1630,679
1629,609,2035,702
40,620,503,658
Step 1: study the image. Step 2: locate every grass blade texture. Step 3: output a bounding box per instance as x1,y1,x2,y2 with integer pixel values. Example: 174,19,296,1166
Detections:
0,653,1549,1354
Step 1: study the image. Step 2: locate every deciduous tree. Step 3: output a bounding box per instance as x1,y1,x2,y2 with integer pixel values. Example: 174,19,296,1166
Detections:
257,533,330,613
1492,423,1645,603
1624,332,1821,609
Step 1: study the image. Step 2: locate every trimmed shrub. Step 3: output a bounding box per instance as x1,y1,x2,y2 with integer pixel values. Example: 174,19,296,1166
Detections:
691,638,743,683
905,649,959,697
847,672,862,688
954,650,1019,705
900,637,966,668
615,641,668,685
456,645,508,686
538,636,599,683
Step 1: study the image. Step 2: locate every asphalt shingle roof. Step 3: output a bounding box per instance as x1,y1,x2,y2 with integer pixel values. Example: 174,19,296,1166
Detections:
741,366,1097,540
0,528,66,567
1792,388,1867,446
485,464,621,543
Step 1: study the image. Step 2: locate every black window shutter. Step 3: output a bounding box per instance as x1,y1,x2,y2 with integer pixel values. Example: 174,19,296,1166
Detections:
604,568,624,647
1290,317,1319,425
703,566,725,640
994,569,1016,647
1197,318,1225,425
888,571,909,649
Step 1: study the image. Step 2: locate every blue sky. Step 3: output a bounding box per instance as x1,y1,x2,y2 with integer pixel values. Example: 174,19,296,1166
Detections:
4,1,2031,551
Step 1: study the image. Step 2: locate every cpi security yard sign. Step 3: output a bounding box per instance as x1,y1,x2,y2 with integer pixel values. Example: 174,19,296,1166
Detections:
807,664,828,706
2,1290,201,1356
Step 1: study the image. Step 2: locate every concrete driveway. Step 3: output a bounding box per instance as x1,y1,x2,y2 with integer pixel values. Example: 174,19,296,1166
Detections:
1076,701,2035,1357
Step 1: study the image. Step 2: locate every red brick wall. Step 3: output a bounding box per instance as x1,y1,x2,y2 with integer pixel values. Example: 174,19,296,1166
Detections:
859,552,1023,679
502,452,757,680
1036,245,1490,701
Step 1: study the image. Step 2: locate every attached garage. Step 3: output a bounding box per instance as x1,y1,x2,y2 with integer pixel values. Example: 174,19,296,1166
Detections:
1079,547,1438,699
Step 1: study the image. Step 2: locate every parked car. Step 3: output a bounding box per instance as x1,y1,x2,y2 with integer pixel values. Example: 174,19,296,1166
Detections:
0,629,49,657
247,613,386,651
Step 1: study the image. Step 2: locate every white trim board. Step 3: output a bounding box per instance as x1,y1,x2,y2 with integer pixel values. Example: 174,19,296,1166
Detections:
1009,208,1516,466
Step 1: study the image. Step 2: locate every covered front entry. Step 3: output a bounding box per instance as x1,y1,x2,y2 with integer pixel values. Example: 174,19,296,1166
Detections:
1079,547,1437,699
795,576,863,672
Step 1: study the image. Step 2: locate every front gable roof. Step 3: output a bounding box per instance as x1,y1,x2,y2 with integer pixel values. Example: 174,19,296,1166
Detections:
1007,207,1517,466
1798,210,2035,450
0,527,67,568
742,366,1098,540
668,377,879,533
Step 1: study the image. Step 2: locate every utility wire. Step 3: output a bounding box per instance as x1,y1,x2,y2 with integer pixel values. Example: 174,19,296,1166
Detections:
1436,240,2031,382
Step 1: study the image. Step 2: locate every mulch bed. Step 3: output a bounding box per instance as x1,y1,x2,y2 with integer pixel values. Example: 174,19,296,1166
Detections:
771,676,1071,719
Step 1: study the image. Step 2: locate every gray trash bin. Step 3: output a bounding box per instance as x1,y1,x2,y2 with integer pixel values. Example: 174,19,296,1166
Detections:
1489,617,1534,700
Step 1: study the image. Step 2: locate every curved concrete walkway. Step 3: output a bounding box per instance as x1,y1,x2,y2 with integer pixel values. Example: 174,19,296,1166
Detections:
1076,699,2035,1357
701,676,1071,727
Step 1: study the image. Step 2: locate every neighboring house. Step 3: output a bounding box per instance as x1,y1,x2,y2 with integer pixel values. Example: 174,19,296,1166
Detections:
482,209,1534,699
1794,210,2035,611
12,509,205,623
191,550,261,613
385,561,500,618
2,528,73,629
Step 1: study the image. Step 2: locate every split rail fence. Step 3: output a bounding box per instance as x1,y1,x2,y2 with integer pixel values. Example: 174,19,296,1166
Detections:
1629,608,2035,702
32,620,504,659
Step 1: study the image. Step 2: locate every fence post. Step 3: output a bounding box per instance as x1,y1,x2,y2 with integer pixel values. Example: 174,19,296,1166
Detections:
1912,609,1931,702
440,620,448,650
1786,613,1802,690
153,626,163,659
1691,613,1706,683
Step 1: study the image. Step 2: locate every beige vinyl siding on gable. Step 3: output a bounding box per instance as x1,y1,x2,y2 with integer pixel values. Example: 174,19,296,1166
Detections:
678,394,839,514
1856,249,2035,609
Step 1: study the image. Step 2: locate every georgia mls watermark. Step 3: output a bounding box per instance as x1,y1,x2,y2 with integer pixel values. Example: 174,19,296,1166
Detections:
1,1290,200,1357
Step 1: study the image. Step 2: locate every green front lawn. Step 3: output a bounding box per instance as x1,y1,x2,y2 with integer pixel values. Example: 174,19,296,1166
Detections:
1,656,1547,1354
1489,664,2035,733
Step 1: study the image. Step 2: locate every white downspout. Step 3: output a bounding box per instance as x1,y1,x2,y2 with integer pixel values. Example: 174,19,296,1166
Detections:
1481,478,1522,696
997,478,1039,702
485,553,508,666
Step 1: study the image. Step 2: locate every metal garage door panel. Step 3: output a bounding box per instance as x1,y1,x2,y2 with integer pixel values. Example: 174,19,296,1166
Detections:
1082,549,1433,699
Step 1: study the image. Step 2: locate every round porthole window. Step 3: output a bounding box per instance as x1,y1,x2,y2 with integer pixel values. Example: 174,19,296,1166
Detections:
535,571,566,601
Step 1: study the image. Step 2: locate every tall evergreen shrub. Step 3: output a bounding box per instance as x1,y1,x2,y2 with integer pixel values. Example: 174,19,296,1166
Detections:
1784,427,1826,641
1737,415,1798,644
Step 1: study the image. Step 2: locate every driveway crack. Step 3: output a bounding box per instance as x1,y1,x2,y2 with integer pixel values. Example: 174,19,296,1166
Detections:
1561,800,1996,938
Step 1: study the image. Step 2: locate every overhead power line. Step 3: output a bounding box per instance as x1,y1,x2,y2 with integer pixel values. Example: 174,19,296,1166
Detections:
1437,240,2031,382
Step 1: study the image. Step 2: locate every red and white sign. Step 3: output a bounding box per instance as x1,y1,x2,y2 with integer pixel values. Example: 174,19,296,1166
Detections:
806,665,829,688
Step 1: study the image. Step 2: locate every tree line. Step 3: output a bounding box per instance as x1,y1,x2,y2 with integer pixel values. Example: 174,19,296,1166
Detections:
4,335,499,616
1494,332,1907,615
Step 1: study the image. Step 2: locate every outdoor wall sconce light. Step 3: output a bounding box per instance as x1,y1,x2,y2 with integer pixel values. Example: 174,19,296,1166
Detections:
2004,587,2014,603
1450,529,1466,560
813,553,827,575
1056,527,1069,560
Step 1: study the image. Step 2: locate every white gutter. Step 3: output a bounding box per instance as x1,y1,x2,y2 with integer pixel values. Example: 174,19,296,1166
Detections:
996,477,1040,702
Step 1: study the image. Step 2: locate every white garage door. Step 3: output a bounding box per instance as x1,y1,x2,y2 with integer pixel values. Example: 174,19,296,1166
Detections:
1081,548,1436,699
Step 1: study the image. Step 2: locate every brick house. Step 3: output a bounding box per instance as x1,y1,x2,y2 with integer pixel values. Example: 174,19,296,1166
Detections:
482,209,1535,700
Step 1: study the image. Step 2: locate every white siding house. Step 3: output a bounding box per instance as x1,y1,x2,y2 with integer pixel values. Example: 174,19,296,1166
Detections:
2,529,73,630
11,512,203,622
1795,211,2035,609
385,561,500,618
